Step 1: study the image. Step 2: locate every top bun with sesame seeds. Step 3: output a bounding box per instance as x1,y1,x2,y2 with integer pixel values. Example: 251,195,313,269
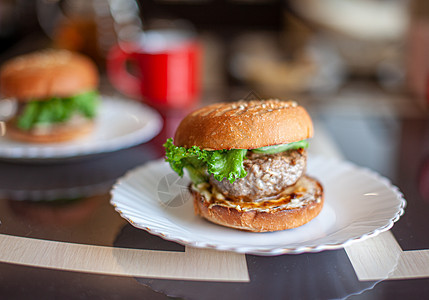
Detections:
174,99,314,150
0,49,98,101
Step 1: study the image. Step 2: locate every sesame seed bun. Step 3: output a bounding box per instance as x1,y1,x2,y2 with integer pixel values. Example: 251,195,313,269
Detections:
0,49,98,100
174,99,314,150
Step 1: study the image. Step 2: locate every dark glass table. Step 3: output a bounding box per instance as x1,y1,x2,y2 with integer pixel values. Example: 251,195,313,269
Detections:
0,85,428,299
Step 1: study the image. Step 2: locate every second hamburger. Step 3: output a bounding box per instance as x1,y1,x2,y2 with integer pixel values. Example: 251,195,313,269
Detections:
0,49,99,143
164,99,323,232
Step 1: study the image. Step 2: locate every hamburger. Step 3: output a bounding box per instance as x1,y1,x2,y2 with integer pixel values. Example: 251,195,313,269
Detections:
164,99,323,232
0,49,99,143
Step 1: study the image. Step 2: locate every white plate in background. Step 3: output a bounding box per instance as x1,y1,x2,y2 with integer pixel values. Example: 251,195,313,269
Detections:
0,96,162,160
110,156,406,256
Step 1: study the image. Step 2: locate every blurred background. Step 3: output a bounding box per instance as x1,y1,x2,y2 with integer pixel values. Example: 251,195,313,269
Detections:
0,0,427,107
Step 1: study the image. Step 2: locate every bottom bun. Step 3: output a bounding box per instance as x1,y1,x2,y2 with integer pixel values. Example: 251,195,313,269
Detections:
6,118,94,143
191,175,324,232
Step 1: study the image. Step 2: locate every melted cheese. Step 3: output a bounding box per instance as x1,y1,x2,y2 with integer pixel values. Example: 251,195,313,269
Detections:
193,176,319,212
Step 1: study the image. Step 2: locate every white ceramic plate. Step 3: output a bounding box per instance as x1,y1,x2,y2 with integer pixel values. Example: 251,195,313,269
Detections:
0,96,162,160
110,156,406,255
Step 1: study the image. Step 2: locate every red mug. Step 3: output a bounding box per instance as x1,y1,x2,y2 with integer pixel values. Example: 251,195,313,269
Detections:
107,30,201,110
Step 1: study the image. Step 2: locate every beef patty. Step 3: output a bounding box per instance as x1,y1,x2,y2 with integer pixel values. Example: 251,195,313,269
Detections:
209,149,307,201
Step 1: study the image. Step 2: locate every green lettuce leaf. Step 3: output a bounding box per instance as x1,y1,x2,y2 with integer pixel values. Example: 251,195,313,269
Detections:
207,149,248,183
17,90,99,130
252,140,308,154
163,138,247,184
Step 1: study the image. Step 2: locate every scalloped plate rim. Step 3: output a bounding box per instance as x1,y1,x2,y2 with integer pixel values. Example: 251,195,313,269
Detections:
110,156,406,256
